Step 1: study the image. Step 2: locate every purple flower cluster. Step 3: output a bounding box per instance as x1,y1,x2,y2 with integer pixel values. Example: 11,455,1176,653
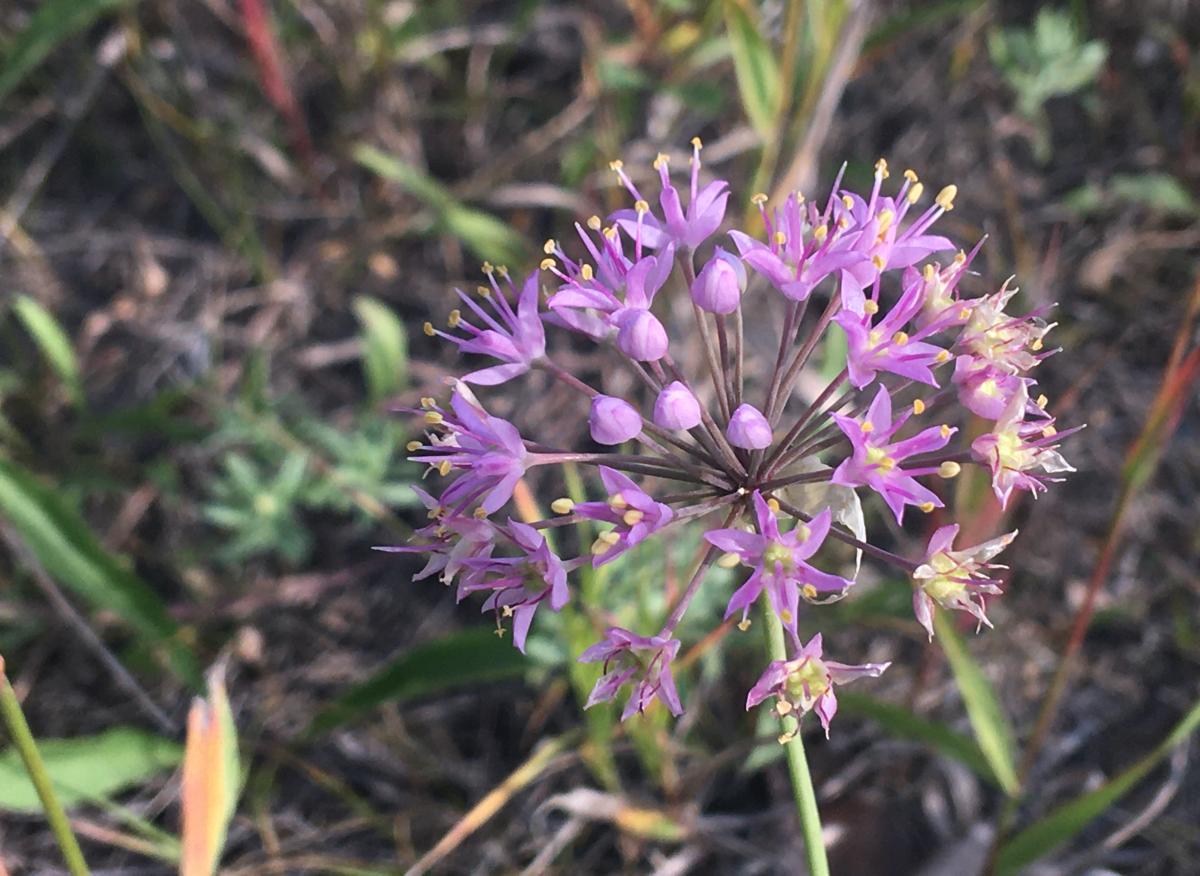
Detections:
391,146,1075,733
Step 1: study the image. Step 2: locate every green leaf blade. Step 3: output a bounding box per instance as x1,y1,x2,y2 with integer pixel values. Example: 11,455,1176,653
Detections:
723,1,781,138
352,296,408,404
12,295,83,406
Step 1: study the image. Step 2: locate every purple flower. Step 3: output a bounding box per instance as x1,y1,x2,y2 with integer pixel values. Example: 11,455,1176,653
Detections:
834,272,952,389
427,268,546,385
727,403,772,449
971,386,1075,508
691,248,745,314
611,140,729,250
573,467,674,565
653,381,702,431
589,395,643,445
746,634,890,738
409,386,530,515
952,356,1027,419
459,521,568,653
958,281,1057,375
912,525,1015,639
830,386,955,523
373,486,497,588
704,492,851,639
579,626,683,719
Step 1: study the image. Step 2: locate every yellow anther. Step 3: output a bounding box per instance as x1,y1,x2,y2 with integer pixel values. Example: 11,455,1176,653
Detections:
623,509,645,526
691,136,703,149
871,254,886,270
718,552,742,569
424,411,443,426
543,239,556,254
473,507,488,519
603,226,619,240
912,398,926,415
766,497,781,513
447,309,461,328
958,306,971,320
501,604,513,617
936,185,958,210
634,199,650,214
1031,338,1044,351
813,225,829,242
423,321,435,336
876,209,894,235
476,284,491,297
879,456,897,470
954,250,967,264
494,627,506,638
751,192,768,205
587,215,602,230
550,498,575,515
591,532,620,555
923,264,937,281
406,440,422,452
774,231,787,246
860,420,874,433
919,501,936,513
892,331,909,346
863,300,880,315
795,523,811,541
608,493,628,510
437,460,452,476
780,609,794,624
653,152,670,170
935,349,952,363
842,195,854,209
802,584,818,600
776,699,793,716
939,461,962,478
1036,394,1049,408
874,157,890,178
737,618,752,631
421,396,437,409
1042,425,1057,438
496,265,509,278
940,424,952,438
609,159,624,171
906,182,924,204
580,264,594,281
482,261,495,274
904,168,919,182
838,216,850,229
540,257,556,270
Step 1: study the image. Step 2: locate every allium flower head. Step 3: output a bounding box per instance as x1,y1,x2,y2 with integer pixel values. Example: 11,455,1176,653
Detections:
397,144,1077,733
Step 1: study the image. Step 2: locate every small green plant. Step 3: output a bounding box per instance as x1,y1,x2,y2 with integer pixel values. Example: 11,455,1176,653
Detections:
989,8,1107,159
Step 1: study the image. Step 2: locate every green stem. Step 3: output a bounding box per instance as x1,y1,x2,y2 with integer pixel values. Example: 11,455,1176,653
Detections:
0,659,91,876
761,598,829,876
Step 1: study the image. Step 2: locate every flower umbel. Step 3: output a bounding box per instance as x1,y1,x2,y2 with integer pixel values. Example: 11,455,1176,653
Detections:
394,146,1076,733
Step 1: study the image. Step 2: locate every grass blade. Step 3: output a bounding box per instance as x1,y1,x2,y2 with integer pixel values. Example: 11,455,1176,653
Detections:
307,628,526,736
11,295,83,406
997,698,1200,874
352,296,408,405
723,1,781,138
181,664,240,876
935,610,1020,795
0,458,199,687
0,0,131,103
836,692,996,783
354,144,525,265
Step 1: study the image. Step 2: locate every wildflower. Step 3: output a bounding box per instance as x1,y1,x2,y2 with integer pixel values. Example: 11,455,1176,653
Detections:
952,355,1027,419
590,395,643,445
831,386,956,523
611,141,729,250
704,493,851,639
372,486,496,589
579,627,683,719
971,386,1075,507
653,381,702,431
727,403,772,449
428,268,546,385
408,386,530,515
458,521,568,653
912,524,1015,638
572,467,674,565
958,280,1056,374
746,634,890,738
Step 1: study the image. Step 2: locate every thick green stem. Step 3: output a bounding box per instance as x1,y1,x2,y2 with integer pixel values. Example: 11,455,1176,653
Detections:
761,599,830,876
0,659,91,876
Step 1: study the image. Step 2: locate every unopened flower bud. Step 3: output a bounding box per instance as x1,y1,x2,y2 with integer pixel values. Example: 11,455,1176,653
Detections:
589,395,642,445
727,404,772,449
653,381,702,431
616,309,669,361
691,249,745,314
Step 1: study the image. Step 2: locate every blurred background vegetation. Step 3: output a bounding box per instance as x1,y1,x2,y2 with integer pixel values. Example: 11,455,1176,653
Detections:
0,0,1198,873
